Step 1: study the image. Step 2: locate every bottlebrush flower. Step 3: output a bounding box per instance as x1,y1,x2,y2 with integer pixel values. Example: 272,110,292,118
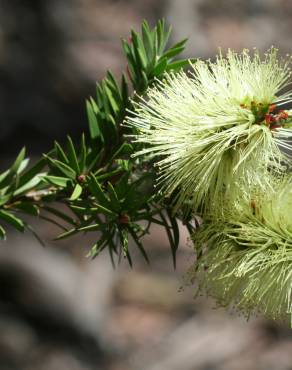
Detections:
190,176,292,323
127,48,292,211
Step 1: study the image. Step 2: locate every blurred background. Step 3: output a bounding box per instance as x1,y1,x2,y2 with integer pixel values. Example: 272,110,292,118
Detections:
1,1,292,369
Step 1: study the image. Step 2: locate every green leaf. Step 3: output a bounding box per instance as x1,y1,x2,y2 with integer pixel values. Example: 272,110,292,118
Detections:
159,211,178,268
67,136,80,174
94,203,117,218
104,84,120,116
165,59,196,72
101,81,111,117
79,133,87,173
122,40,138,78
167,38,188,51
95,168,124,182
14,202,39,216
0,224,6,239
142,20,154,60
115,159,129,171
106,71,121,93
140,70,148,91
0,209,24,232
134,44,148,71
87,234,109,259
153,57,168,76
128,226,149,264
0,169,10,185
25,224,45,246
121,74,128,105
18,154,49,188
87,174,110,206
107,182,120,212
40,215,68,231
43,175,70,188
45,156,76,179
13,174,44,196
54,141,69,164
70,183,83,201
157,19,172,55
86,150,101,173
10,147,26,174
0,194,12,207
17,158,30,174
109,142,133,162
120,228,132,265
56,227,79,240
161,46,185,61
86,99,101,140
167,209,180,250
78,223,101,232
0,150,28,190
42,205,77,226
104,114,118,144
114,173,130,198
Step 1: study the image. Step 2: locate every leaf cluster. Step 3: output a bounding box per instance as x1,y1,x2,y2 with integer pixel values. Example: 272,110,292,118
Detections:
0,20,194,266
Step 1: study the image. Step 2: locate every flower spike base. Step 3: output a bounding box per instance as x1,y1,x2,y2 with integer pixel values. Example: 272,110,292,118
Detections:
190,177,292,324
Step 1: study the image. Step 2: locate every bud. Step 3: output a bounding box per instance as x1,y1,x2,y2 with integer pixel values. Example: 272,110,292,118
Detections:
77,174,86,184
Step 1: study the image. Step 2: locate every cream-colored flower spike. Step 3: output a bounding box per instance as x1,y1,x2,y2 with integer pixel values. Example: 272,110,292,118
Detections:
127,48,292,211
190,176,292,324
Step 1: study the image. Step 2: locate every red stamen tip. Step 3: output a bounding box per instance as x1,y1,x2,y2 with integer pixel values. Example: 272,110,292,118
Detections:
265,114,276,125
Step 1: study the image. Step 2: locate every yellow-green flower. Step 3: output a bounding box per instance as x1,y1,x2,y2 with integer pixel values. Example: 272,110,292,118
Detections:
127,48,292,211
190,176,292,324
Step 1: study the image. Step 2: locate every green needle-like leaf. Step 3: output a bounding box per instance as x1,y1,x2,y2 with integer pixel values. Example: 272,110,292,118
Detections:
70,183,83,201
0,210,25,232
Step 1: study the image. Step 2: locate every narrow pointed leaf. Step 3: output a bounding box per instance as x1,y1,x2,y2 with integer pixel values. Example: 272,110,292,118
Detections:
161,46,185,60
128,226,149,263
67,136,80,174
10,147,26,174
87,174,110,206
18,154,49,188
153,57,168,76
79,133,87,173
14,202,39,216
165,59,196,72
17,158,30,174
70,183,83,201
43,175,70,188
42,206,77,226
45,156,76,179
54,141,69,164
107,182,120,212
13,174,44,196
86,100,101,140
0,210,24,232
0,224,6,239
